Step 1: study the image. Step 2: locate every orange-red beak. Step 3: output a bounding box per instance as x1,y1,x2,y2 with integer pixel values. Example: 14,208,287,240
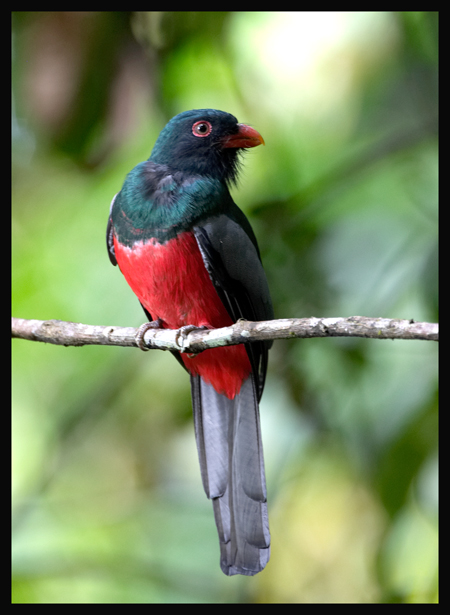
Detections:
222,124,265,149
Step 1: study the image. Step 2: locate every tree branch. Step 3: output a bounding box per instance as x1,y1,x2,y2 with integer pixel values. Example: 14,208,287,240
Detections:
11,316,439,354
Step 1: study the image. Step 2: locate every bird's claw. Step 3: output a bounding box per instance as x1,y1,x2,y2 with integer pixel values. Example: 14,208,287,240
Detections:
135,319,163,351
175,324,207,356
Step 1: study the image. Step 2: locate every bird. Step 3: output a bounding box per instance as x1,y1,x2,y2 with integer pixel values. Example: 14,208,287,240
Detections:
106,109,273,576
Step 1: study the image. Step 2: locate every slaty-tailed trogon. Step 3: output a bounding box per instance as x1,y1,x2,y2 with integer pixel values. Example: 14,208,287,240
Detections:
106,109,273,576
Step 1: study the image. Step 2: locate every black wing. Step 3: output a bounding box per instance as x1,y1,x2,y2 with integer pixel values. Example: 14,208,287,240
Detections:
193,212,273,400
106,194,118,266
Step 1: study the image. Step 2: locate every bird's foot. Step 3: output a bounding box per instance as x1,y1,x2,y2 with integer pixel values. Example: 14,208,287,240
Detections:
135,318,163,351
175,324,208,356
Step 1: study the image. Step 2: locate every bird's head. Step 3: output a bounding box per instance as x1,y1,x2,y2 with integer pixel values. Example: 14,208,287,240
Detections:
149,109,264,185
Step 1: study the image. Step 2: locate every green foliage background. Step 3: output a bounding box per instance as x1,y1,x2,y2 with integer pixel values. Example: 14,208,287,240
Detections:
12,12,438,603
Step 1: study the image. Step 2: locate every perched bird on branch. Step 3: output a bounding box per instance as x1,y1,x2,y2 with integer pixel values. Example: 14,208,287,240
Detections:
107,109,273,575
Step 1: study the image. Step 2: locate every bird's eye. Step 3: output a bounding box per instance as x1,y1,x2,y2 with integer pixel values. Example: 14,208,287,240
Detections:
192,120,212,137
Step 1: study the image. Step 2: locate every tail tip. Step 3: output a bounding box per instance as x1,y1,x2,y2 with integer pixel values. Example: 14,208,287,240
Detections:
220,546,270,576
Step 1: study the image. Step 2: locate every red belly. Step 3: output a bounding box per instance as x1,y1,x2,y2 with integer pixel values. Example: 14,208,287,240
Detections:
114,231,251,399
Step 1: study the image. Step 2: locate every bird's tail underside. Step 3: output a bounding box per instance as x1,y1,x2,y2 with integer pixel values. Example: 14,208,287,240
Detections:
190,374,270,576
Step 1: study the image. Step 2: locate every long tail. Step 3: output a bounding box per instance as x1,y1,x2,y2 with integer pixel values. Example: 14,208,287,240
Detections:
190,375,270,576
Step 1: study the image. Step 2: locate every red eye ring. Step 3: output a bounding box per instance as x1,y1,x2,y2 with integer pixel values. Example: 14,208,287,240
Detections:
192,120,212,138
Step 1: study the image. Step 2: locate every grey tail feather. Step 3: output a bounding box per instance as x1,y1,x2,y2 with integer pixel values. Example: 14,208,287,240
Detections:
191,374,270,576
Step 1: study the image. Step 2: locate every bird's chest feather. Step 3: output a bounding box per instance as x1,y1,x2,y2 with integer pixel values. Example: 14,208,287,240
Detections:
113,230,251,398
113,230,231,330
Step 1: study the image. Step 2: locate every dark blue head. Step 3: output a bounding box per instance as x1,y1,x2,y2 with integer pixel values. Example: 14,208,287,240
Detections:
149,109,264,185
